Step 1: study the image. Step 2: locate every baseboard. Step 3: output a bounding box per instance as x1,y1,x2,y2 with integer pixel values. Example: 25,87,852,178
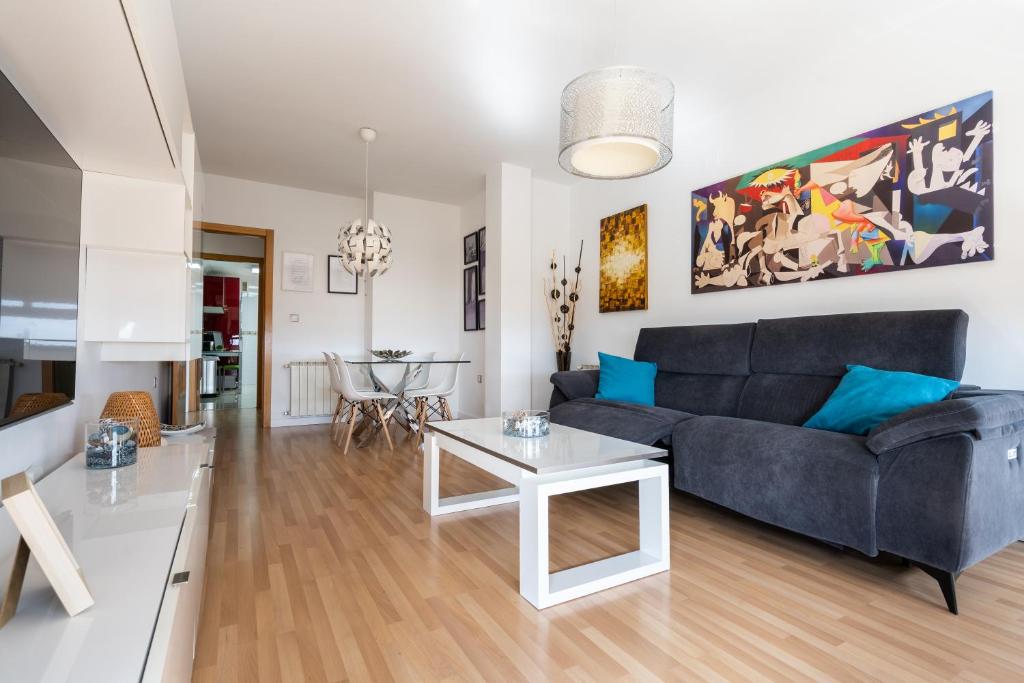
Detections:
270,415,334,428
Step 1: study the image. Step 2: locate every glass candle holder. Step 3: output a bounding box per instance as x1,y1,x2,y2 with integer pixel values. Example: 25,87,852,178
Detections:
502,410,550,438
85,418,140,469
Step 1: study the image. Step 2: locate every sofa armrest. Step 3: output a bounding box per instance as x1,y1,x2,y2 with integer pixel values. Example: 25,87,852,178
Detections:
876,431,1024,573
549,370,599,408
867,393,1024,455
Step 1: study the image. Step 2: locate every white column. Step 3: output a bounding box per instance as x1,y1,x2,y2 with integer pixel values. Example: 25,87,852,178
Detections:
485,163,533,415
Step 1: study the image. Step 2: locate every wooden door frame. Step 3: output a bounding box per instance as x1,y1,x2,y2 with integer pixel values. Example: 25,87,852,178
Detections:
200,222,275,428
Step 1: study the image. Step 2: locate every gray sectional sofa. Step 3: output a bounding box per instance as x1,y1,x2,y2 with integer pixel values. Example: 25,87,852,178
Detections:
548,310,1024,613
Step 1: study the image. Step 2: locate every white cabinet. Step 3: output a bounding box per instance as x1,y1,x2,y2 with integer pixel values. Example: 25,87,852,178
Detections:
0,0,180,183
83,248,188,348
0,434,215,682
120,0,190,172
80,171,195,360
144,464,212,683
81,172,187,253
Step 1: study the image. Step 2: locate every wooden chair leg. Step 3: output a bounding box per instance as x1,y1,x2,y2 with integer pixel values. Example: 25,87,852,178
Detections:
331,396,344,426
343,403,359,454
439,397,453,421
416,398,428,444
374,401,395,450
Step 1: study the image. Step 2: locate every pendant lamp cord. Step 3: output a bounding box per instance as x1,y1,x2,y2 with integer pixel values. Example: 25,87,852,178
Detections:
363,139,369,271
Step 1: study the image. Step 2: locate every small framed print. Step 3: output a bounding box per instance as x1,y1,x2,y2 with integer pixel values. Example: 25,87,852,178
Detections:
464,266,479,331
282,251,314,292
1,472,94,623
327,255,358,294
477,226,486,295
463,231,479,264
477,297,485,330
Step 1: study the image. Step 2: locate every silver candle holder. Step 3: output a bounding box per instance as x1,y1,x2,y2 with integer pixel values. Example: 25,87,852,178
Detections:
501,410,550,438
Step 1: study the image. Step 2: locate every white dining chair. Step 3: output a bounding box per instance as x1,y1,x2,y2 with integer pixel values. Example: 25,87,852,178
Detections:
323,352,351,427
404,352,465,442
331,352,398,453
404,351,435,392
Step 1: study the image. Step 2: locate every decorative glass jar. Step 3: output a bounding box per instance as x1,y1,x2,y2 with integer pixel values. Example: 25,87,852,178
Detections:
85,418,139,469
502,410,551,438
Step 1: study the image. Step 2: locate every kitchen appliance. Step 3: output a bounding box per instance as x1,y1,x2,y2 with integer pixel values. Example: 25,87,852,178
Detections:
200,357,219,397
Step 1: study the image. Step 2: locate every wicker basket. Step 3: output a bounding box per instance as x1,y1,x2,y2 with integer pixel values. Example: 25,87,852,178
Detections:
100,391,161,447
10,392,69,418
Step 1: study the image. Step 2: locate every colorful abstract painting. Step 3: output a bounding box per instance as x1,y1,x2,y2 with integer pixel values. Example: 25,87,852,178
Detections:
600,204,648,312
691,92,993,294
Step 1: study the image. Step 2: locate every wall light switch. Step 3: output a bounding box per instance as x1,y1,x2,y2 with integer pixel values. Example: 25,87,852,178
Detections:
289,314,300,323
1008,447,1019,461
477,374,483,384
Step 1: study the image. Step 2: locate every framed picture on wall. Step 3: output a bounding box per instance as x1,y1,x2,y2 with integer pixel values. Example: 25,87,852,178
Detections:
477,226,486,295
477,297,485,330
281,251,314,292
464,231,479,264
464,265,479,331
327,255,358,294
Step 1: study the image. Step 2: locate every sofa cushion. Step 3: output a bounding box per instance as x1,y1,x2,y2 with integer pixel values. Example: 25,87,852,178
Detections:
634,323,754,375
654,373,749,417
595,352,656,406
750,310,968,380
550,369,599,403
550,397,694,445
805,365,959,435
736,373,839,425
672,416,879,554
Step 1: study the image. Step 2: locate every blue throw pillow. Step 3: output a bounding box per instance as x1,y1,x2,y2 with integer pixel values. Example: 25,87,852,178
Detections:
595,352,657,406
804,364,959,436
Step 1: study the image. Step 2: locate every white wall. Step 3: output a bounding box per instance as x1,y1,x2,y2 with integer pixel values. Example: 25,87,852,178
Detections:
371,191,462,412
200,173,366,425
457,190,486,417
200,232,263,258
530,179,570,409
201,174,465,425
567,18,1024,389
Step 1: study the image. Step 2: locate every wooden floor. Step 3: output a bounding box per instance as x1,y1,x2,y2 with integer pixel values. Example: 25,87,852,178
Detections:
192,409,1024,682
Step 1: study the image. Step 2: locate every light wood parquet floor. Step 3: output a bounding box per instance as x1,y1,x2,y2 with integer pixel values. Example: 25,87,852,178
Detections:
192,409,1024,682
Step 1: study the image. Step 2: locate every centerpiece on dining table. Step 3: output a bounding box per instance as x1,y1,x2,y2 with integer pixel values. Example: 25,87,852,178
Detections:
370,349,413,361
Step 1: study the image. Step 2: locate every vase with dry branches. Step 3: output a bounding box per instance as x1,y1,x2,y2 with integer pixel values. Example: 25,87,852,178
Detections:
544,241,583,372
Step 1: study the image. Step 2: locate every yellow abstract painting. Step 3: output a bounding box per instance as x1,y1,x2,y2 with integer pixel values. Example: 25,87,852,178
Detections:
599,204,648,312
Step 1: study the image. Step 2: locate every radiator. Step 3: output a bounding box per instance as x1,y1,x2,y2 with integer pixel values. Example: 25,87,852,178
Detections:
285,360,338,417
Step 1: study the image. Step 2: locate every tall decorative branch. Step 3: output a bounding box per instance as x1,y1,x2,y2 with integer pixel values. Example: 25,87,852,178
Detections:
545,241,583,370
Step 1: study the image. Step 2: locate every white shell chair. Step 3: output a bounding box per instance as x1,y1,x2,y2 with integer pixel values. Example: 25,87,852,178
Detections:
326,352,398,453
323,351,350,426
404,352,465,442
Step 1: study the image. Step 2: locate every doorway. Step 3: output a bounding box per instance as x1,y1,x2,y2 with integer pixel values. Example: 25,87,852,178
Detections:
198,222,275,428
200,258,260,411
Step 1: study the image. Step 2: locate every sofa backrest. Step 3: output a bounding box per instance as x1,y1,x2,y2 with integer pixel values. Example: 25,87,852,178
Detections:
737,310,969,425
633,309,969,424
634,323,754,416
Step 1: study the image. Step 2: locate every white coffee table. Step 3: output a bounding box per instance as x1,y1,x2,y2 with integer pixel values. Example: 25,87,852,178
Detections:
422,418,670,609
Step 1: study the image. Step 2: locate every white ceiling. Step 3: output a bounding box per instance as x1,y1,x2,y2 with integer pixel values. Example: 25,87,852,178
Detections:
170,0,942,204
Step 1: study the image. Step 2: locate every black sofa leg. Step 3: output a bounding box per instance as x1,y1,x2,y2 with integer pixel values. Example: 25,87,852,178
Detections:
913,562,960,614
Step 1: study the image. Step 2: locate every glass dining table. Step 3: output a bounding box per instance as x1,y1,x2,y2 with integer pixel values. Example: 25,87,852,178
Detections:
343,356,469,445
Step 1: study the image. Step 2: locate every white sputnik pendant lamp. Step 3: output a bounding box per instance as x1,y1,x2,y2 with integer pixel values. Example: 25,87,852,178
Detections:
558,66,675,179
338,127,393,277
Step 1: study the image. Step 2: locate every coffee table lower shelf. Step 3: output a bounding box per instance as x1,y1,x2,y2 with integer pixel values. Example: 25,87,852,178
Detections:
422,430,670,609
